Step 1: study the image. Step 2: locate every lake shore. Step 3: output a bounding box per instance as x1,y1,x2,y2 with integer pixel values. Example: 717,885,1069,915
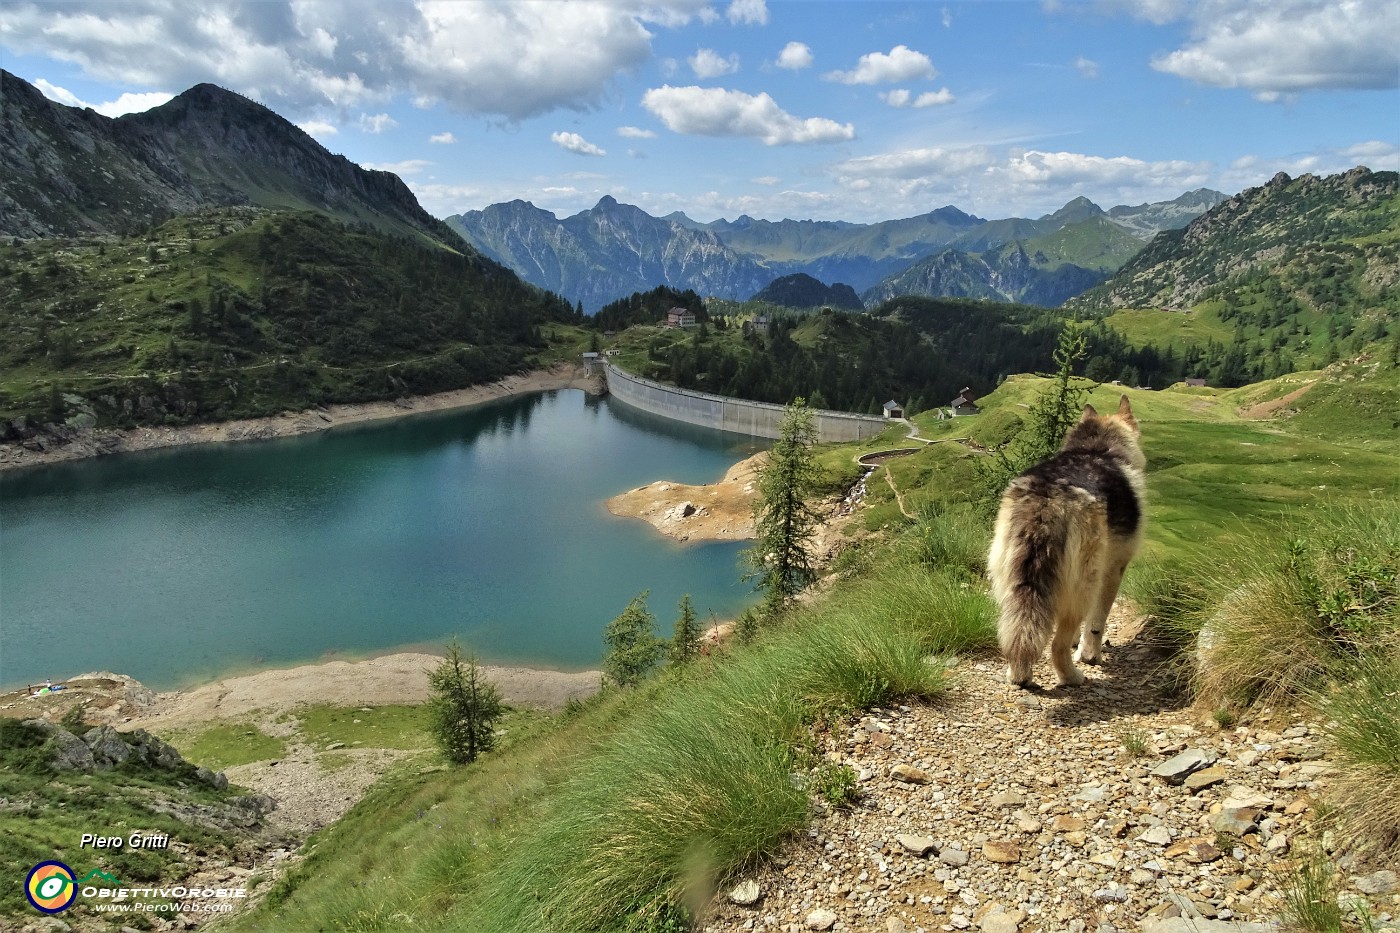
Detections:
0,362,601,472
3,651,605,730
604,451,766,543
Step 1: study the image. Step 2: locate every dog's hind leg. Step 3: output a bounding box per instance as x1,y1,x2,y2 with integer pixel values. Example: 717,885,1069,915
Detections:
1051,610,1086,686
1077,561,1126,665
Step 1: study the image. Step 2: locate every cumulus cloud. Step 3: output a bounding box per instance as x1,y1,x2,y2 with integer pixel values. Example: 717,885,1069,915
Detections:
1074,56,1100,78
642,84,855,145
429,131,456,144
1131,0,1400,98
0,0,709,121
825,45,937,85
358,112,397,134
32,78,173,116
552,131,607,156
727,0,768,25
776,41,813,70
297,119,339,138
881,88,955,107
618,125,657,138
362,159,432,175
690,48,740,79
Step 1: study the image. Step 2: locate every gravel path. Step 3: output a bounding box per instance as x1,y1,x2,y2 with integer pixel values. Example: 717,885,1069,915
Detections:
700,606,1400,933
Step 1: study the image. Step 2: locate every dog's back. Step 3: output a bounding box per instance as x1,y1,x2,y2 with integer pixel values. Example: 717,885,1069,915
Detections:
987,395,1145,687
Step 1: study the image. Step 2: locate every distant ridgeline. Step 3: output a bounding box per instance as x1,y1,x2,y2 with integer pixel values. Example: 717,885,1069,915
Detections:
609,167,1398,413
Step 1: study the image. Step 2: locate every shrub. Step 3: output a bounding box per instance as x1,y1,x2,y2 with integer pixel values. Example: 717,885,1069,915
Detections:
1181,502,1399,705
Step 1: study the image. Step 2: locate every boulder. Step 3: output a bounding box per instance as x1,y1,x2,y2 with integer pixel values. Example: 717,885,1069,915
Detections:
83,726,131,770
48,729,96,772
1152,748,1215,785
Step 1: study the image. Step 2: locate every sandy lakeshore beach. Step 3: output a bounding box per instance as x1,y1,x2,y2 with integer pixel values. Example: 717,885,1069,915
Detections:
0,362,600,471
604,452,766,542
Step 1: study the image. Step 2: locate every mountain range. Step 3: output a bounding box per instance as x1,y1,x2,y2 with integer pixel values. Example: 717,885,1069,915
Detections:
447,189,1225,312
0,69,461,249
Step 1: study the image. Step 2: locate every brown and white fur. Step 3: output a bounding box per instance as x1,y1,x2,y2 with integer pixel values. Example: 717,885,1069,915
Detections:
987,395,1146,688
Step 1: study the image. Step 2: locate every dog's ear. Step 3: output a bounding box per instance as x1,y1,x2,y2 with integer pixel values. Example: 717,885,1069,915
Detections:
1117,394,1138,430
1081,403,1098,421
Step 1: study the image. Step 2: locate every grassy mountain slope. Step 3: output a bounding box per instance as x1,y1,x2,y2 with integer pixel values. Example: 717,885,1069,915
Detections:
1073,167,1399,313
0,70,461,249
215,356,1399,933
0,208,578,433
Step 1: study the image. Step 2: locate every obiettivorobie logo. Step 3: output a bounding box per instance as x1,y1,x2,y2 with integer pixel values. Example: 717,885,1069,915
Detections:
24,862,117,914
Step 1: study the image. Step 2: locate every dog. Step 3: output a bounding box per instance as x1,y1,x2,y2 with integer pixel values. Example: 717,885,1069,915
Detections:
987,395,1146,688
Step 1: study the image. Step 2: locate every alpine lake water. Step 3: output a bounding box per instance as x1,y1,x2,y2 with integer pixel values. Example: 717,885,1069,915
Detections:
0,390,768,692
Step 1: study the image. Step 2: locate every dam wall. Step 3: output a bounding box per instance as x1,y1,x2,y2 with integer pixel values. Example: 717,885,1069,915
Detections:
603,362,888,443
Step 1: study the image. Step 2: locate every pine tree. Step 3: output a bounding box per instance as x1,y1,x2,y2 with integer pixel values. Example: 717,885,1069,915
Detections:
603,591,663,687
980,322,1090,507
427,641,503,765
670,594,702,665
744,398,822,611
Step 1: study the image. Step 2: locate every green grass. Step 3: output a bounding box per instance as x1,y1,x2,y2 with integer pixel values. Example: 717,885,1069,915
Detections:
0,719,259,924
1320,651,1400,860
164,721,287,769
1104,306,1237,350
229,531,990,933
295,704,431,751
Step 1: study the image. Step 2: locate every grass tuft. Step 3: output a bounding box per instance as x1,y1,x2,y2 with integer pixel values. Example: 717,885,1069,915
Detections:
1318,651,1400,860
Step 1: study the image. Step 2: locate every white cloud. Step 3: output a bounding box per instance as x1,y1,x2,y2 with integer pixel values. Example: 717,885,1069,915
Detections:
1074,56,1100,78
912,89,954,107
776,41,813,70
642,84,855,145
751,175,781,185
941,6,953,27
362,159,432,175
551,131,607,156
32,78,173,116
727,0,768,25
429,131,456,144
1134,0,1400,98
0,0,709,121
832,146,993,182
690,48,739,79
882,88,954,107
618,125,657,138
358,112,397,134
297,119,339,138
825,45,937,85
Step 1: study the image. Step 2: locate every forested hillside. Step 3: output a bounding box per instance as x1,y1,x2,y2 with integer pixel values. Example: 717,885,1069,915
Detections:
0,208,579,435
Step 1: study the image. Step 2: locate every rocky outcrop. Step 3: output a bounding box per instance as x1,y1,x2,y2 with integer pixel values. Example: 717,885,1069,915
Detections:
22,718,227,786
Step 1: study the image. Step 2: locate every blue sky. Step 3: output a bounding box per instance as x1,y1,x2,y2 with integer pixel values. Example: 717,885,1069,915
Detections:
4,0,1397,223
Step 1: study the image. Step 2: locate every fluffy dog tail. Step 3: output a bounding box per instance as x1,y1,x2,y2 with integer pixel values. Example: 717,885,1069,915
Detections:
987,490,1065,686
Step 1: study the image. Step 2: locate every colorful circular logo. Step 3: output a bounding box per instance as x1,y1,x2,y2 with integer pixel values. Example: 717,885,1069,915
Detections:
26,861,77,914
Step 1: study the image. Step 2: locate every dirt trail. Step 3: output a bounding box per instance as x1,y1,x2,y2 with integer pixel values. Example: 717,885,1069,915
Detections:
701,606,1396,933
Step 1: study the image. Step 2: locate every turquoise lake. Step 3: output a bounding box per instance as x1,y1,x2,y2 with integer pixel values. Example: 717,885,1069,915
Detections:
0,390,767,691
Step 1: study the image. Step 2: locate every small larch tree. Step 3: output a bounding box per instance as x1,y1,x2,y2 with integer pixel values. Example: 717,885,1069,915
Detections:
428,640,503,765
604,591,664,687
744,398,822,612
670,594,702,665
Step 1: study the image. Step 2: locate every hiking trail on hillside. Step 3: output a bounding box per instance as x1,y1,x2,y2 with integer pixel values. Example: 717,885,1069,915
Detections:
700,604,1398,933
